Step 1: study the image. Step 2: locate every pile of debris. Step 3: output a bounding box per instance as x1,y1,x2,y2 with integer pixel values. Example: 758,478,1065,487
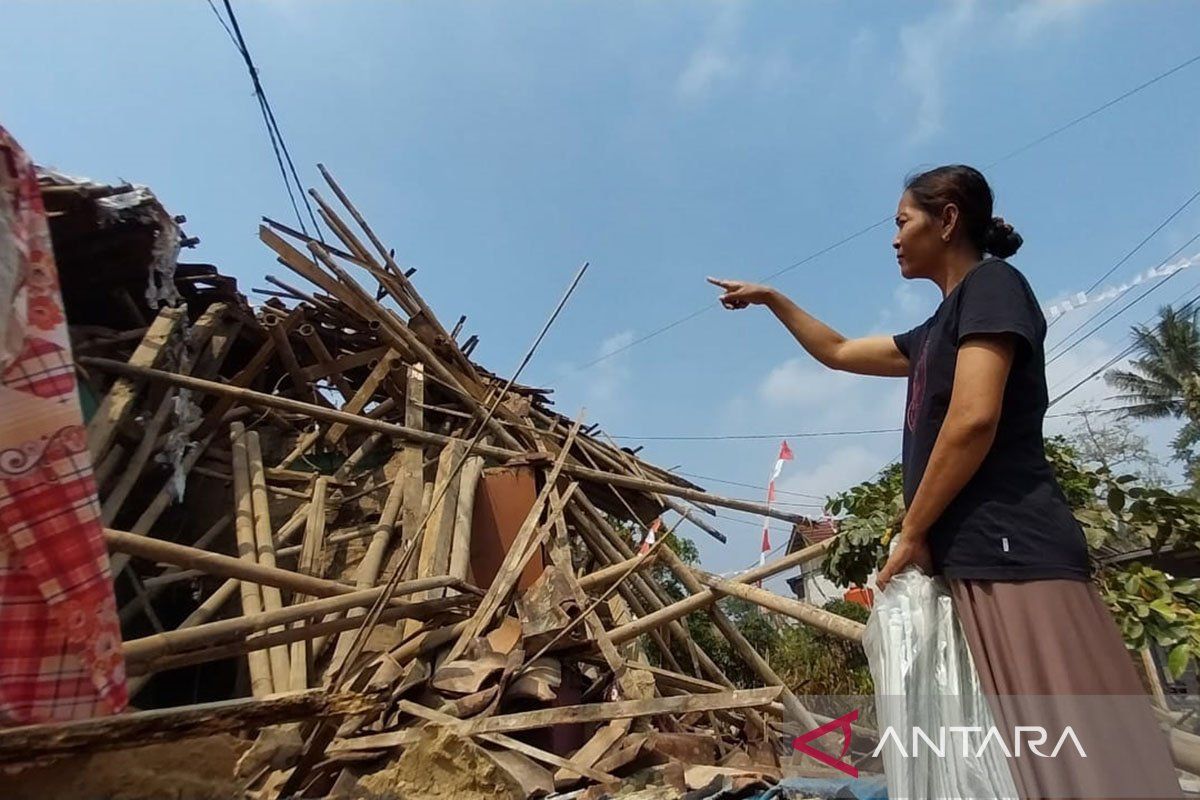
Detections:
5,166,870,798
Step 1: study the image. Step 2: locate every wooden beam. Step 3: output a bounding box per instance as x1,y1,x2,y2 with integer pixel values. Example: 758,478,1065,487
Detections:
0,690,379,765
86,304,184,459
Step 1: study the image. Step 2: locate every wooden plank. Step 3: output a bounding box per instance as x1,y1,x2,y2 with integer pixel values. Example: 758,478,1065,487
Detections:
86,304,184,459
413,440,466,599
395,701,619,785
0,690,379,765
299,345,390,382
325,350,400,445
454,687,781,736
400,363,426,580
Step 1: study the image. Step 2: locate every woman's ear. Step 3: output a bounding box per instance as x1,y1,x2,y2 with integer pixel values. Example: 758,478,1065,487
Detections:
939,203,959,243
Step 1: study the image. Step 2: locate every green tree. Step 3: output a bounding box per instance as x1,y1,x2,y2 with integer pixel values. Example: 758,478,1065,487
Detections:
1105,304,1200,473
819,435,1200,679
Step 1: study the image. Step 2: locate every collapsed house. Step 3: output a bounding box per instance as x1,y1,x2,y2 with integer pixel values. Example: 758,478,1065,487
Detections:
5,165,890,798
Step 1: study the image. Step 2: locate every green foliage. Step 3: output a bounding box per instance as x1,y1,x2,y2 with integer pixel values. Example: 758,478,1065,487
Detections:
1099,563,1200,680
821,463,902,588
816,433,1200,680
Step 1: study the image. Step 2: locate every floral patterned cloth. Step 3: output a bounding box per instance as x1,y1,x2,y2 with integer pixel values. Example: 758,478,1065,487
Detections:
0,124,127,724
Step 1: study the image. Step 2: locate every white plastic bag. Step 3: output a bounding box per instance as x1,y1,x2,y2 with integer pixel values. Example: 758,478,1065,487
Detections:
862,559,1019,799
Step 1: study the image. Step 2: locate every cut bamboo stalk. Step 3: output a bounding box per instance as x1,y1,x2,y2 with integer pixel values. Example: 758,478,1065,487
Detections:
291,476,330,691
334,687,781,745
230,422,272,698
265,309,318,406
124,580,465,665
92,443,127,492
415,441,465,595
326,451,411,672
106,529,365,600
298,322,353,400
577,554,658,593
698,573,865,643
607,537,837,646
447,455,483,588
79,358,808,524
86,304,185,460
100,388,176,524
400,363,426,580
324,350,399,446
247,430,291,692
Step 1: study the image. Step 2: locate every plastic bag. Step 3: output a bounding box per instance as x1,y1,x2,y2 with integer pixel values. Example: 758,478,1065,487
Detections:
862,559,1019,799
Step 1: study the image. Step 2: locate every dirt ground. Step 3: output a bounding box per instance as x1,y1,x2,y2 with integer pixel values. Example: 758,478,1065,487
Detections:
5,734,250,800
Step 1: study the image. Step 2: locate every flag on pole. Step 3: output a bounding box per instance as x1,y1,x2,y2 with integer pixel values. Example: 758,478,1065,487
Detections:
759,440,793,570
639,518,662,555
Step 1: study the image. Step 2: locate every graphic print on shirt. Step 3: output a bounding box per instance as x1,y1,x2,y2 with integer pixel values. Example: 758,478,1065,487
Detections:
906,337,929,432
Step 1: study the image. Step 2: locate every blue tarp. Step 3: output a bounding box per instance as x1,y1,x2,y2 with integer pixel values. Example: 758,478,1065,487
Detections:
755,775,888,800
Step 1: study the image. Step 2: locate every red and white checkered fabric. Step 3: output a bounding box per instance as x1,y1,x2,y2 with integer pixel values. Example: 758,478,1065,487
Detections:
0,124,127,725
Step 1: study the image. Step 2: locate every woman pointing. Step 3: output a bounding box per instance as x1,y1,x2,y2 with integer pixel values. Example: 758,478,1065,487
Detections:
709,164,1181,798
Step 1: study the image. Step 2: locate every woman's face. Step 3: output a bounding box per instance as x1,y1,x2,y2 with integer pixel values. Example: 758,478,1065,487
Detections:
893,190,943,280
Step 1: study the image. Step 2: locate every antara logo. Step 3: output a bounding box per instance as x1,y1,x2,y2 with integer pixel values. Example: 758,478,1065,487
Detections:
791,709,859,778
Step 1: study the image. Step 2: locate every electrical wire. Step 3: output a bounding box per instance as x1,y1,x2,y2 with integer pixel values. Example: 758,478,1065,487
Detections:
575,52,1200,370
206,0,322,238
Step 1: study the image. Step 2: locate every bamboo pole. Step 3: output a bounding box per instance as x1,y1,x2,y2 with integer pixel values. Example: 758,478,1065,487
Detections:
607,537,837,646
78,358,807,524
86,305,185,460
290,476,330,691
230,423,272,698
123,579,465,665
247,430,291,691
447,455,484,588
697,573,865,643
128,604,469,679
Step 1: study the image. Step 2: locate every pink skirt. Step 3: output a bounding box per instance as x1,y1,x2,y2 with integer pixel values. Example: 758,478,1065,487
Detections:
950,578,1182,800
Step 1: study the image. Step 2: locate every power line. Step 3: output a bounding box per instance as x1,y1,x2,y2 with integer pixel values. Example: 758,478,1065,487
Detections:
614,410,1100,445
675,470,827,500
207,0,322,238
611,426,900,442
575,51,1200,371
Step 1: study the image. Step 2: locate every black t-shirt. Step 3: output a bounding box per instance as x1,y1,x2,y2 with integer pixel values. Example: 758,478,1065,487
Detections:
892,257,1091,581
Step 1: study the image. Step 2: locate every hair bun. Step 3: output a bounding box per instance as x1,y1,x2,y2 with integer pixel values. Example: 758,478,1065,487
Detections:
984,216,1023,258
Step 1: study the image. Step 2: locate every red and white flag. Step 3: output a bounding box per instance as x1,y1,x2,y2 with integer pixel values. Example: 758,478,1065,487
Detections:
639,518,662,556
759,440,793,567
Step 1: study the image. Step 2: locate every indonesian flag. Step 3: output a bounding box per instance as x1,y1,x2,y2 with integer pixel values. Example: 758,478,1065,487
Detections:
759,441,793,569
639,518,662,555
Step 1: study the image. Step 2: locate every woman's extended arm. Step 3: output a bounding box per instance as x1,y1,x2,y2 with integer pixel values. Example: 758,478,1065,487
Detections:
875,334,1016,589
707,278,908,377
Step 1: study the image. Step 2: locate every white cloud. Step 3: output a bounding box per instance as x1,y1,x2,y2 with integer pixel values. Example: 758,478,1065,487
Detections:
896,0,977,145
576,330,635,417
673,3,804,102
677,49,741,100
1006,0,1098,42
892,0,1101,144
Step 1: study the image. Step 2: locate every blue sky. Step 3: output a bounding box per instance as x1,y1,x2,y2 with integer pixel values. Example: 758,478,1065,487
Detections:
5,1,1200,580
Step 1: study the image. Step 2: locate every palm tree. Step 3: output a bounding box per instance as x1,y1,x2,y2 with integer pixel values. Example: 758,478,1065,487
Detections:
1105,304,1200,465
